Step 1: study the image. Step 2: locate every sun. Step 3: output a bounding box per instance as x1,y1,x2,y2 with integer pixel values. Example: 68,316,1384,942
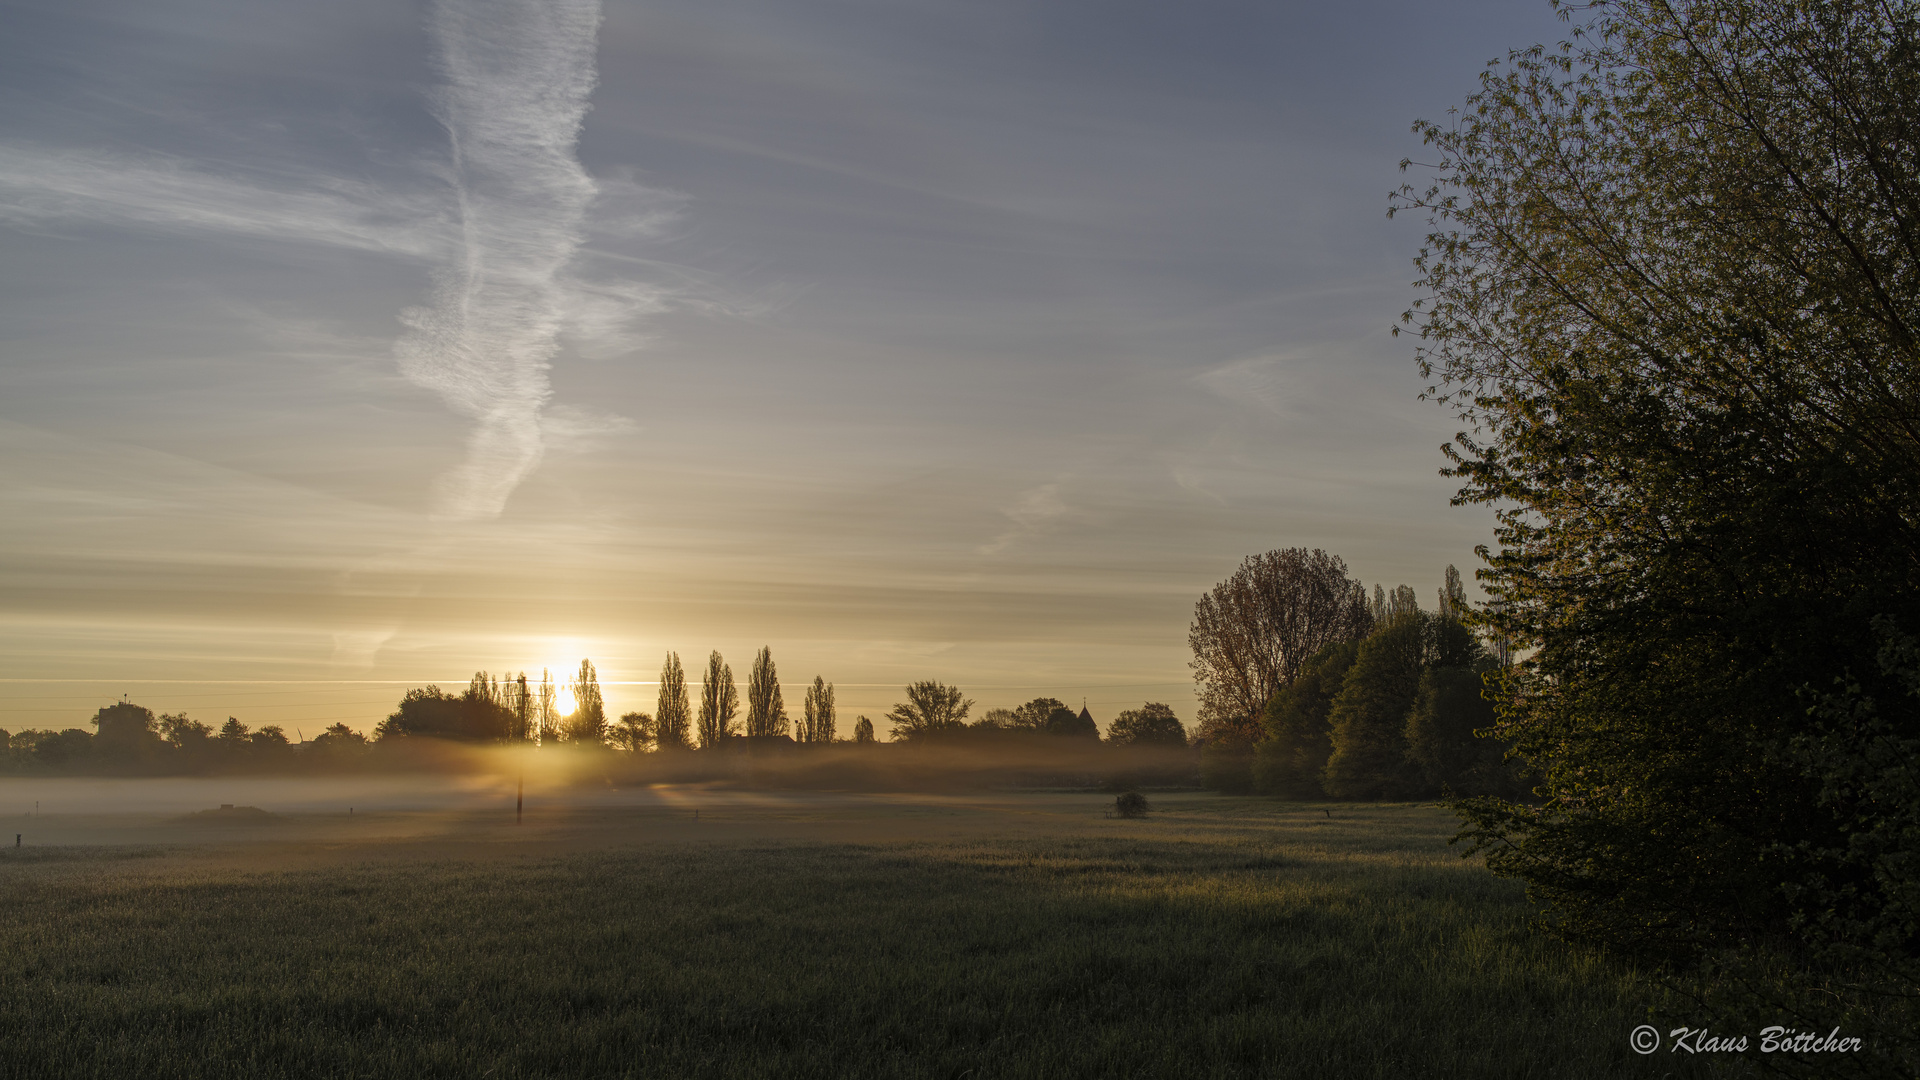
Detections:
555,687,577,716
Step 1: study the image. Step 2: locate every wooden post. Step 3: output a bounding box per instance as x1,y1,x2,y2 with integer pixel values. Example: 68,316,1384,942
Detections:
516,777,524,824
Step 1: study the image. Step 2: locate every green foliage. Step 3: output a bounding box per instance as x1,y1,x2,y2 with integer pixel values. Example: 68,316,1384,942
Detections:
1106,703,1187,748
1198,743,1254,793
1403,666,1523,798
1397,0,1920,1050
1254,640,1358,798
1323,614,1431,800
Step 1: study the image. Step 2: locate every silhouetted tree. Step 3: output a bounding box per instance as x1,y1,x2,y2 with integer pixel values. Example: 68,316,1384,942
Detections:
159,713,213,754
744,647,787,738
973,707,1018,731
1107,703,1187,747
310,721,369,764
885,681,974,741
568,660,607,744
852,716,876,743
502,672,534,742
1189,548,1373,739
612,711,652,752
30,729,92,769
375,685,513,742
801,676,836,743
537,670,559,745
698,652,739,748
1008,698,1068,733
656,652,691,750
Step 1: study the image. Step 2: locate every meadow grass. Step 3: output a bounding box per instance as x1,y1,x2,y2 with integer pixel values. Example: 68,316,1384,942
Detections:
0,791,1752,1079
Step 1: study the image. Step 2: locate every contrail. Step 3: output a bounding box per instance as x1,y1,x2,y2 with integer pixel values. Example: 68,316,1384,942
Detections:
397,0,605,520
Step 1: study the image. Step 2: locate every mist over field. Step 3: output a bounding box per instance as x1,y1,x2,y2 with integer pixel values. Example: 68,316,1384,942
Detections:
6,0,1920,1075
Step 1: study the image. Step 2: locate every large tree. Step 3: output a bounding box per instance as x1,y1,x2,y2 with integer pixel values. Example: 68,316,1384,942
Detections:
1398,0,1920,1042
567,660,607,744
656,652,691,750
884,681,973,741
1107,703,1188,748
698,651,739,749
1188,548,1373,741
744,647,788,738
801,676,836,743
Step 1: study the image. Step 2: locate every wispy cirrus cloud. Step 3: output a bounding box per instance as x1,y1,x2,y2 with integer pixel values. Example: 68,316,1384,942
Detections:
977,482,1075,556
0,144,447,257
0,1,682,524
396,0,648,521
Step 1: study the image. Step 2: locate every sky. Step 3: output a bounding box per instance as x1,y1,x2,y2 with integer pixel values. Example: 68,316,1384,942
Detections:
0,0,1570,736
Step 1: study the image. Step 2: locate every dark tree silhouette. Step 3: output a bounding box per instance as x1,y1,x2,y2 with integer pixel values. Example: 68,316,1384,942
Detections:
801,676,835,743
885,681,973,741
656,652,691,749
698,652,739,748
1107,703,1187,747
744,647,787,738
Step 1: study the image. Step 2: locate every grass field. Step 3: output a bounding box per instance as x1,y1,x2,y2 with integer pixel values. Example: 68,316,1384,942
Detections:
0,787,1755,1079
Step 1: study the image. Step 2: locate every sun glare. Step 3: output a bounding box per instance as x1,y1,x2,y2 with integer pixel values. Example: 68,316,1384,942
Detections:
555,687,578,716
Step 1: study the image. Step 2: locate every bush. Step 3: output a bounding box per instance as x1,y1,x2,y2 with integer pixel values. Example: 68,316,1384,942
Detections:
1113,791,1149,818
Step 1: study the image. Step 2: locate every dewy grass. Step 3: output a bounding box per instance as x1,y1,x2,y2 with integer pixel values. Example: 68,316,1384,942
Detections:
0,794,1751,1079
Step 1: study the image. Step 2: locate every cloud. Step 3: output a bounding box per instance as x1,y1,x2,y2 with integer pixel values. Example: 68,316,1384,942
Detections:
540,404,638,454
977,482,1073,555
1194,354,1294,415
0,143,446,257
394,0,609,522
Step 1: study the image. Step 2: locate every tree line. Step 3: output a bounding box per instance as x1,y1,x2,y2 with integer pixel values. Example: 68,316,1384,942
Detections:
1,647,1192,776
1187,550,1523,801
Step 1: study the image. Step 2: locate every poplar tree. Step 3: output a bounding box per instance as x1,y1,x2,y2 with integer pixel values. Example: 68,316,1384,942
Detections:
744,646,787,737
802,676,836,743
569,660,606,744
655,652,691,750
537,671,558,746
698,651,739,748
